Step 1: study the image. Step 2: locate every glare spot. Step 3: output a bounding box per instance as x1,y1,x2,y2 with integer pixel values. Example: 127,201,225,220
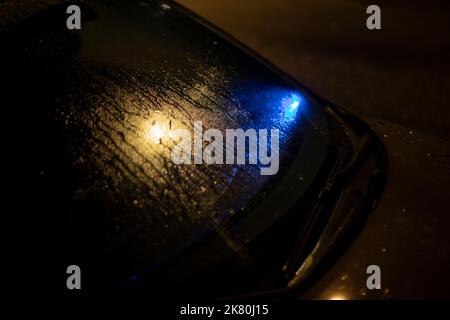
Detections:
283,93,302,120
161,3,171,10
290,99,300,109
328,294,348,300
148,124,165,143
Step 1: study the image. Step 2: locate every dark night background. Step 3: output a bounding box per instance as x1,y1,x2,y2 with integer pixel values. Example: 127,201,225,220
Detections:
178,0,450,138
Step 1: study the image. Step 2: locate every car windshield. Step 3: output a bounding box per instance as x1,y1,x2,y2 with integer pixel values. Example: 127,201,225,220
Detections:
3,0,351,295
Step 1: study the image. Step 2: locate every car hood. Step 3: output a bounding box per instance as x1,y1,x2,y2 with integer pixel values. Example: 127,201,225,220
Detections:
301,118,450,299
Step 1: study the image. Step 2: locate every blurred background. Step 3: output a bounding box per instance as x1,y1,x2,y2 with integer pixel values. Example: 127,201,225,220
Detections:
177,0,450,138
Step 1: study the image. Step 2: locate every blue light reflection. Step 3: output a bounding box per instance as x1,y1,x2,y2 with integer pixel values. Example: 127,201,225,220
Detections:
283,93,301,120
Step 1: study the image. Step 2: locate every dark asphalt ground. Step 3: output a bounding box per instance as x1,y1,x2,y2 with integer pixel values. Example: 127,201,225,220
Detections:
178,0,450,139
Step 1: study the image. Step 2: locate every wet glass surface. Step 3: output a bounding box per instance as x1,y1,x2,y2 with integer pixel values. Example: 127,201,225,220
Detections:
2,0,349,293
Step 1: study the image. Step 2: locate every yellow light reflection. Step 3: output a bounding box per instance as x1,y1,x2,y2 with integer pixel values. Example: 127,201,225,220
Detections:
148,124,166,144
328,294,348,301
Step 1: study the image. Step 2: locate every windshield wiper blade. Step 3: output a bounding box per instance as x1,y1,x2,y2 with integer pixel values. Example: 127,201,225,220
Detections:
281,132,375,278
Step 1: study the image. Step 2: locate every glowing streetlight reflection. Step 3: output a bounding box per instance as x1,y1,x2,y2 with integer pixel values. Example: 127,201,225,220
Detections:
328,294,348,300
148,124,166,144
